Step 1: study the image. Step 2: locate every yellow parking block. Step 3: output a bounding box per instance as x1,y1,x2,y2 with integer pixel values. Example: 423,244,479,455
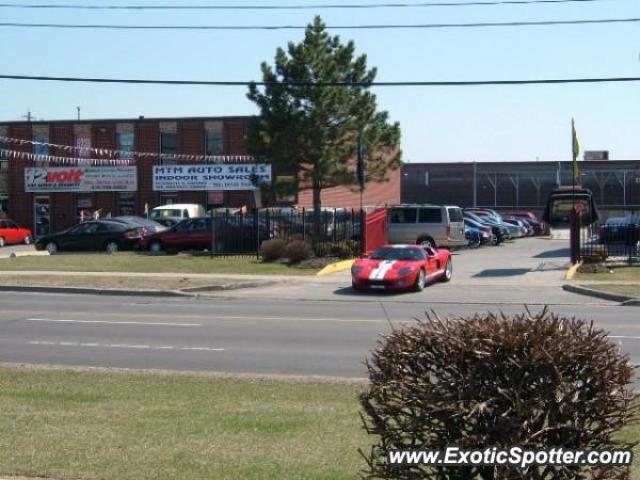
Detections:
565,261,582,280
316,259,355,276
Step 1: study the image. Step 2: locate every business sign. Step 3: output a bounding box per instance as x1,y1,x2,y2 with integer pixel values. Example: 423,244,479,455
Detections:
153,164,272,191
25,166,138,192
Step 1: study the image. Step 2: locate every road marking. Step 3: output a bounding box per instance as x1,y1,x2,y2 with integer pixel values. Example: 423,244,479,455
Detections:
27,341,224,352
21,315,382,324
609,336,640,341
24,318,202,327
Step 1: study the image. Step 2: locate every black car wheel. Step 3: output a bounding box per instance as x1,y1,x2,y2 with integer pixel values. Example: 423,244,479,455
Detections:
149,241,164,253
45,241,58,254
417,236,436,249
105,241,119,254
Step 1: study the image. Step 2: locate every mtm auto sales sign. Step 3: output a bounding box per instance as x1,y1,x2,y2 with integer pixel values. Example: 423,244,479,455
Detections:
25,167,138,192
153,164,272,191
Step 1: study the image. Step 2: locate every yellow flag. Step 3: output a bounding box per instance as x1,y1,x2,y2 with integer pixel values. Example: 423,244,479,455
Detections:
572,118,580,181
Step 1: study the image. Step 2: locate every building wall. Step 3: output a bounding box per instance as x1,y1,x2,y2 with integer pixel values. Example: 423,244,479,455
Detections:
296,168,401,210
402,161,640,218
1,115,402,232
1,117,254,232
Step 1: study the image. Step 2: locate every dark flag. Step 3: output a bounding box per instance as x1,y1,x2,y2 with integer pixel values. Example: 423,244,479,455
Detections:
357,136,365,188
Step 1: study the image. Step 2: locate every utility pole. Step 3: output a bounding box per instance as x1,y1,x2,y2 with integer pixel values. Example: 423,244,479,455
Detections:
22,109,32,122
77,106,81,120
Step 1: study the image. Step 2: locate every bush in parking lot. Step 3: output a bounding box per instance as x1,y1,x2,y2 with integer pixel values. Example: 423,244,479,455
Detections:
583,244,609,264
285,239,314,264
328,240,361,259
259,239,288,261
359,308,639,479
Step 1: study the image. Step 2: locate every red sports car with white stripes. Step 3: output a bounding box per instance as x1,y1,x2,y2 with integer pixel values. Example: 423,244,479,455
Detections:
351,244,452,292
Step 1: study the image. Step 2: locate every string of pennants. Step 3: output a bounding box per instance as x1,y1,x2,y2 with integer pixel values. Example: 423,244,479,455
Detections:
0,149,134,166
0,135,255,164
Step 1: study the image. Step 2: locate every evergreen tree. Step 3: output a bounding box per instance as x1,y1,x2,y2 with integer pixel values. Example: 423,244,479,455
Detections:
247,16,401,216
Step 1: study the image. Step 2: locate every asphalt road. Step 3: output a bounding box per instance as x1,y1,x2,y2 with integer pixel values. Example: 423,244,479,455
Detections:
0,238,637,379
0,291,638,378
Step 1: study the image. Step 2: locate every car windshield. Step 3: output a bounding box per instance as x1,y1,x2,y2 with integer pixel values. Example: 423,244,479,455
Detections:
370,247,426,261
151,209,182,219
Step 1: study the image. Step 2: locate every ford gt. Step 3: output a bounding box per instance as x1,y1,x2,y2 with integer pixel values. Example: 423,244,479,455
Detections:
351,244,452,292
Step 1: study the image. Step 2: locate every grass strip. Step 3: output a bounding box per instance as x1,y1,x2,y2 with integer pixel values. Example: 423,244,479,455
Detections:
0,254,317,276
1,366,637,480
0,366,367,480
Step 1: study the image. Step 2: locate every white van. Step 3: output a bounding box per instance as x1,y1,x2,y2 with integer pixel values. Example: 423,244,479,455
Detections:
149,204,205,227
388,204,466,248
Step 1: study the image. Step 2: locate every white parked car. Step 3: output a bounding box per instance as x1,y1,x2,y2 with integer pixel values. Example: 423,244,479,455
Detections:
149,204,206,227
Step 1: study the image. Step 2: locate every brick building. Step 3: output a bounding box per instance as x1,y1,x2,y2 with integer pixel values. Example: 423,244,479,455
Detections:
0,115,400,235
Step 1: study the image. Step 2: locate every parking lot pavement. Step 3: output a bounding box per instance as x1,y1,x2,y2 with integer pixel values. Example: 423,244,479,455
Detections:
200,237,599,305
449,237,570,287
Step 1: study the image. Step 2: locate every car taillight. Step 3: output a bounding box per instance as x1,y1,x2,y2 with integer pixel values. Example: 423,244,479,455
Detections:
124,229,139,240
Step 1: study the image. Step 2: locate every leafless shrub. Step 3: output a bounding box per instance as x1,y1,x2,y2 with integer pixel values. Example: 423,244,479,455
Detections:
360,307,639,479
285,240,314,264
259,239,288,262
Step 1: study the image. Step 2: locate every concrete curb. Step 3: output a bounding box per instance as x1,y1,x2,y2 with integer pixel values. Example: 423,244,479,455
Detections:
179,280,280,292
562,284,639,305
316,259,355,276
0,280,280,297
0,250,50,259
0,285,189,297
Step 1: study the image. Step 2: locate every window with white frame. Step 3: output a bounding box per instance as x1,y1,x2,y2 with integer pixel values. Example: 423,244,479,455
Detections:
205,130,223,157
117,132,134,159
160,133,178,165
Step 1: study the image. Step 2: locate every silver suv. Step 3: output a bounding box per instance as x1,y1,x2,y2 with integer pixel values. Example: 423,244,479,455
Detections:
388,204,466,248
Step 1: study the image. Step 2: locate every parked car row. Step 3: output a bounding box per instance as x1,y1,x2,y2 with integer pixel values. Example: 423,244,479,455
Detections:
4,204,545,257
598,216,640,245
33,216,168,253
387,204,545,251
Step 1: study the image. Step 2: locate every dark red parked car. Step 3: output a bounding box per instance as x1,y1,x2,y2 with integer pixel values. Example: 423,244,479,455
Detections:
140,217,213,253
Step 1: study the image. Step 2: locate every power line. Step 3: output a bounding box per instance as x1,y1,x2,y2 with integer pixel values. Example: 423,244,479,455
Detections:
2,73,640,87
0,0,618,10
1,17,638,30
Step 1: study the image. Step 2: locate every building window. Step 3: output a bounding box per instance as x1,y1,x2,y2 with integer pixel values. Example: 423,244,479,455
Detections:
117,132,134,159
205,130,223,157
33,132,49,156
0,152,7,200
118,192,136,216
76,194,94,223
160,192,178,205
75,132,91,159
160,133,178,165
34,196,50,236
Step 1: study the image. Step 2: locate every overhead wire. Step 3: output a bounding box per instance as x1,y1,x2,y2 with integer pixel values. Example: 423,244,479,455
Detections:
1,17,639,30
0,0,620,10
1,74,639,87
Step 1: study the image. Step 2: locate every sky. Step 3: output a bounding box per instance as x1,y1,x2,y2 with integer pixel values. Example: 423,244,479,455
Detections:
0,0,638,163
